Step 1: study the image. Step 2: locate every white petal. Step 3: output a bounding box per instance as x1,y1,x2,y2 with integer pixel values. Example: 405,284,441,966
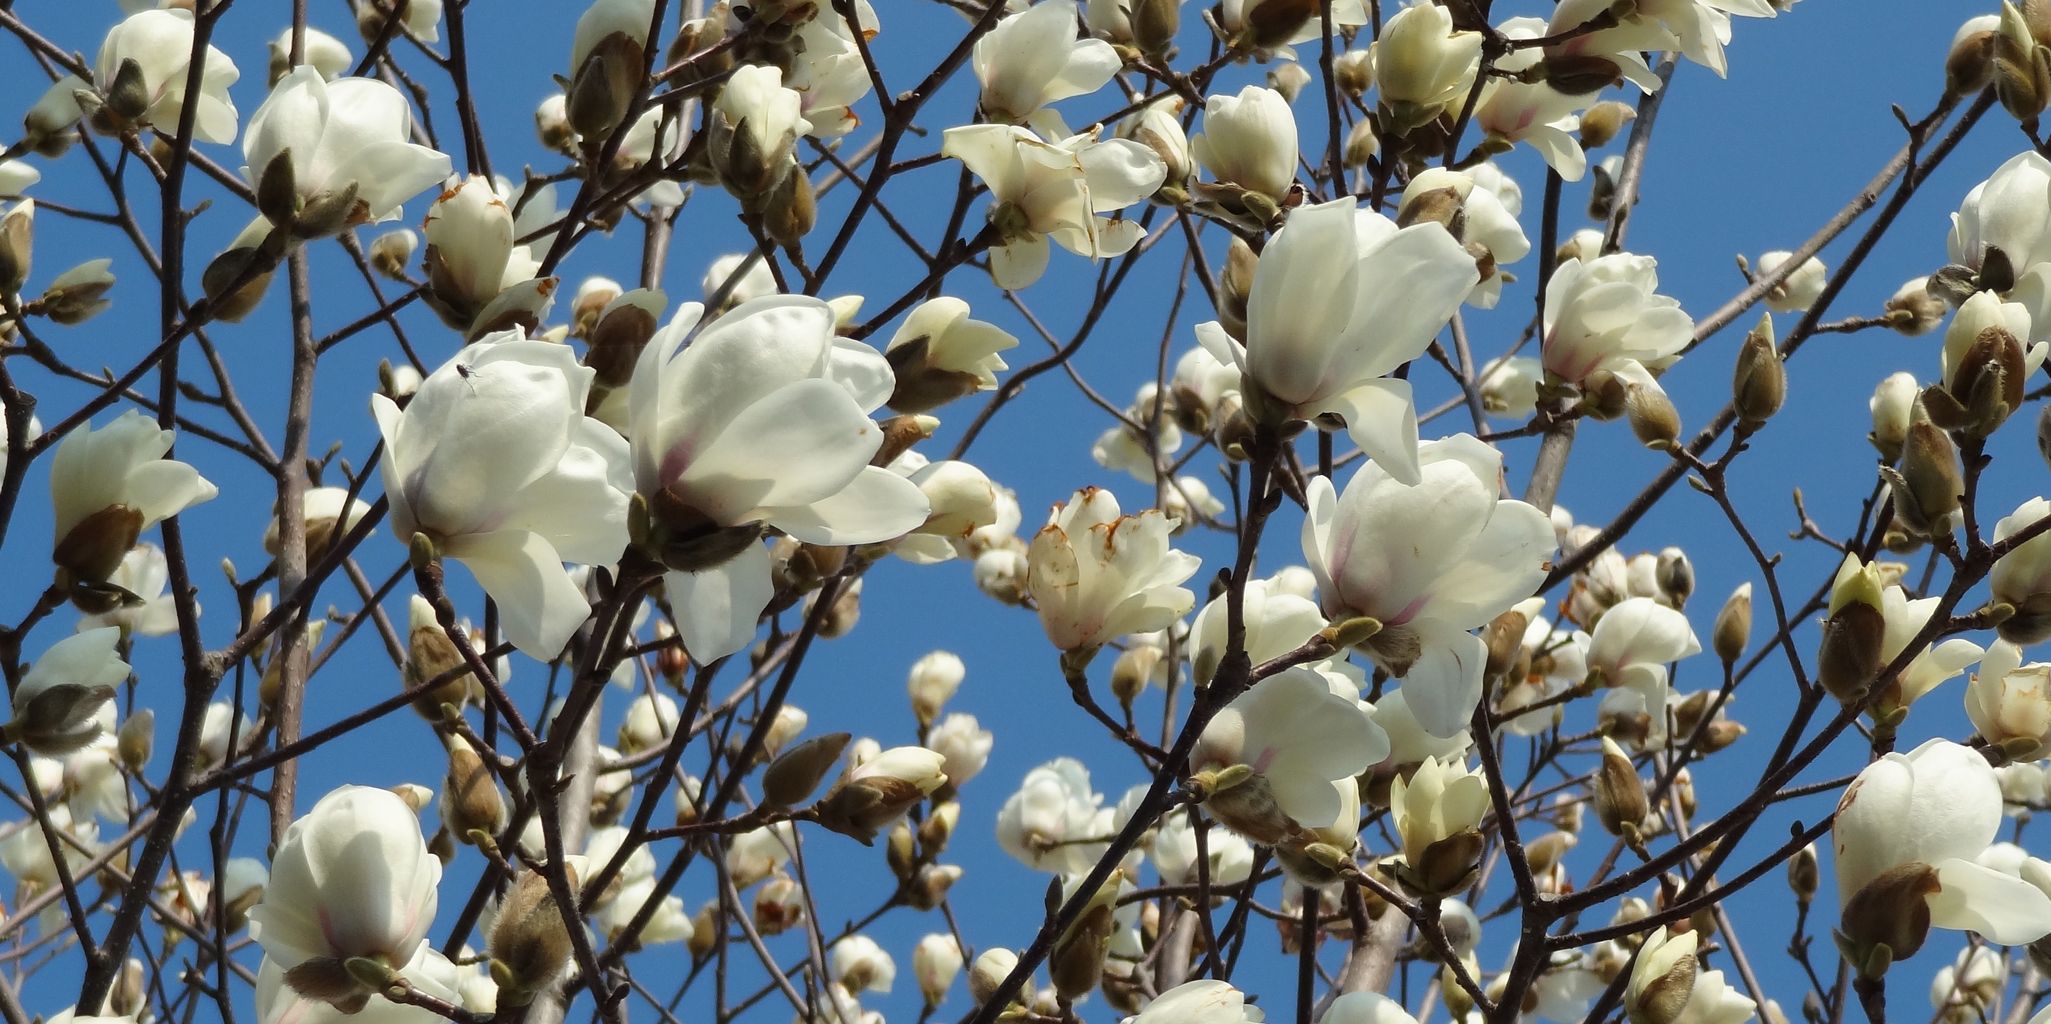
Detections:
668,542,774,664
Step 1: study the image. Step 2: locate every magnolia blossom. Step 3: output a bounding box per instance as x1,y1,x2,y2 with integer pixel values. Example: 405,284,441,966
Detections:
1187,575,1331,687
928,713,993,787
420,176,541,326
1755,250,1828,312
1583,597,1701,693
1939,291,2047,415
244,67,451,226
1968,641,2051,760
1303,434,1554,736
248,786,441,990
1542,254,1694,395
1191,667,1386,843
1401,167,1532,308
1473,18,1587,180
11,629,126,757
1625,926,1756,1024
1872,577,1984,714
1947,152,2051,336
883,297,1018,414
628,296,928,663
1389,755,1487,895
1127,980,1264,1024
1216,0,1367,52
354,0,443,43
1026,487,1200,653
1151,810,1257,886
1371,3,1481,128
995,757,1106,874
972,0,1120,127
1195,197,1476,484
51,410,217,586
1324,992,1422,1024
74,544,178,638
709,64,811,197
789,11,876,138
95,9,240,143
913,934,964,1006
1833,739,2051,967
372,335,632,658
943,123,1165,289
1991,497,2051,644
1191,85,1297,202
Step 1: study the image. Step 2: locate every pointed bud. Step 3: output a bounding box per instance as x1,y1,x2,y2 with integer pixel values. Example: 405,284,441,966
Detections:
1883,418,1964,539
1712,583,1752,666
1627,381,1681,450
1594,736,1649,838
118,708,153,770
763,732,851,808
1788,843,1819,903
1579,100,1636,149
446,738,506,842
1733,315,1786,429
1819,556,1889,702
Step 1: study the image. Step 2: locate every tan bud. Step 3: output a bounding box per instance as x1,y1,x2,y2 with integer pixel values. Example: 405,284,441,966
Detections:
1483,606,1530,682
762,732,851,808
1594,737,1649,838
1712,584,1752,666
1951,26,1998,95
1883,419,1963,539
490,869,577,1005
1732,315,1785,429
1627,382,1681,450
447,740,506,841
1839,862,1939,976
117,708,153,770
687,902,719,958
1817,599,1886,703
1788,843,1819,903
1579,100,1636,149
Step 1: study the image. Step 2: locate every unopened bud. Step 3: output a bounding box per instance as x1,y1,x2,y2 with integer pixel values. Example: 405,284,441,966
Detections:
40,259,115,325
908,651,964,727
1882,419,1964,540
1950,17,1999,95
489,868,578,1004
1712,583,1752,666
447,739,506,841
1732,315,1785,429
369,229,417,281
687,901,719,958
764,732,851,808
1579,100,1636,149
1626,381,1681,450
1996,2,2051,122
0,200,33,294
1839,862,1940,976
1218,237,1258,341
754,874,806,935
1884,277,1948,336
1788,843,1819,903
118,708,153,770
1594,736,1649,839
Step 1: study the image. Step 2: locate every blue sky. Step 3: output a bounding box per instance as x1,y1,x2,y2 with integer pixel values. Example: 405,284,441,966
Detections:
3,1,2047,1022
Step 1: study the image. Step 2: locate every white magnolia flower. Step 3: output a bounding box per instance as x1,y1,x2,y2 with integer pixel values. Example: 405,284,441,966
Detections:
709,64,811,197
255,949,461,1024
883,297,1018,413
94,9,240,143
421,176,541,325
1473,18,1586,180
913,933,964,1006
0,803,97,889
1994,497,2051,644
267,28,354,84
943,123,1165,289
243,67,451,226
1191,666,1386,843
618,692,679,754
50,410,217,586
77,544,180,637
1303,434,1554,737
1371,2,1482,128
1389,755,1487,894
1188,574,1327,686
1755,250,1828,312
1869,372,1919,459
973,0,1120,126
1026,487,1200,653
927,713,993,787
1625,926,1756,1024
908,650,965,724
1324,992,1420,1024
1833,739,2051,964
1542,253,1694,395
248,786,441,983
263,486,374,558
1872,578,1984,713
728,821,796,890
354,0,444,43
831,934,896,995
703,253,778,309
1931,946,2006,1024
1401,166,1531,308
1151,810,1257,886
996,757,1106,874
629,296,928,663
1968,641,2051,760
1941,291,2049,401
1583,596,1701,693
372,335,633,658
1191,85,1297,201
11,629,126,756
790,11,876,138
1126,980,1264,1024
199,701,254,767
1481,355,1544,419
1195,197,1477,484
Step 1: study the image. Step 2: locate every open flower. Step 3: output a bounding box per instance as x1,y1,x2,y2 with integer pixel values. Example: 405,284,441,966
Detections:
1832,739,2051,974
1542,253,1693,395
51,410,217,588
996,757,1106,874
972,0,1120,127
1302,434,1554,737
1195,197,1476,484
1191,666,1385,844
1950,152,2051,324
1126,980,1263,1024
420,176,540,329
9,629,126,757
1389,755,1487,896
1967,640,2051,760
1473,18,1587,180
248,786,441,1005
1582,596,1700,693
1371,2,1482,130
1026,487,1200,654
372,334,632,658
94,9,240,143
883,297,1018,414
243,67,450,230
1399,166,1532,309
77,544,180,637
943,123,1165,289
628,296,928,663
